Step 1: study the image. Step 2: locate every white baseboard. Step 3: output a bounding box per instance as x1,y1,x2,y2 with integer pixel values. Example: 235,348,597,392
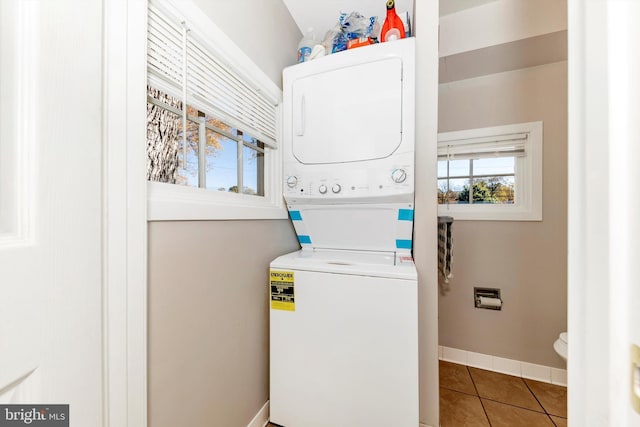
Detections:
439,345,567,387
247,400,270,427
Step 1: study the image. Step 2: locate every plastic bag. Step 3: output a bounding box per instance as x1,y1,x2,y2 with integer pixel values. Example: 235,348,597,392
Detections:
324,12,379,54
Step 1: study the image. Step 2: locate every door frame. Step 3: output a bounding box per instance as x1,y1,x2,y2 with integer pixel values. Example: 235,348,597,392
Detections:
568,0,639,424
104,0,640,425
103,0,148,425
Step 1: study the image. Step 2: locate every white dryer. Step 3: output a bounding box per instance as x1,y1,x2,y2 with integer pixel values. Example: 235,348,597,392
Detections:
270,38,417,427
282,37,416,251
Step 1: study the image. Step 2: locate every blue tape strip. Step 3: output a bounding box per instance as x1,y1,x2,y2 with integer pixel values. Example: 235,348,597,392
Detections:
398,209,414,221
289,210,302,221
298,235,312,244
396,239,413,249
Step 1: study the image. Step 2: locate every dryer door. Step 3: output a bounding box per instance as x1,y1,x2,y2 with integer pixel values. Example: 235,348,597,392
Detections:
291,57,403,164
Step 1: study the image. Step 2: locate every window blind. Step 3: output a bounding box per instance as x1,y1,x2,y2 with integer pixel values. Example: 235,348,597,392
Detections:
437,133,527,160
147,4,278,148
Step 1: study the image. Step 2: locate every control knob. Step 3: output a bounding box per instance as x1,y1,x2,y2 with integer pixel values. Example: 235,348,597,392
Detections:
332,184,342,194
318,184,328,194
286,176,298,188
391,168,407,183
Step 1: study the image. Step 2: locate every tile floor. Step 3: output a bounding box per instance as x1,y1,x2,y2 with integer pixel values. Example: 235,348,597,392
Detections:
267,360,568,427
439,360,568,427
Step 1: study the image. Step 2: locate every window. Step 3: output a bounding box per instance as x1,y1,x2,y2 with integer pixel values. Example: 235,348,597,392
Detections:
437,122,543,221
145,0,286,220
147,91,265,195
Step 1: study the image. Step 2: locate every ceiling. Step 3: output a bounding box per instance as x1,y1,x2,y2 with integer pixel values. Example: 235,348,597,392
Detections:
439,0,498,16
282,0,565,85
282,0,499,37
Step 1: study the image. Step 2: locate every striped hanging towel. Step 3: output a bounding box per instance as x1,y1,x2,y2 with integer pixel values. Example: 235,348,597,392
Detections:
438,216,454,283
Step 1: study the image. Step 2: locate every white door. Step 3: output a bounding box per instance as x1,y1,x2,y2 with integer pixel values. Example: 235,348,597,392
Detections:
0,0,105,423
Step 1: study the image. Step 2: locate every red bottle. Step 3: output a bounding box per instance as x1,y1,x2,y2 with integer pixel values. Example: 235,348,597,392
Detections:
380,0,406,42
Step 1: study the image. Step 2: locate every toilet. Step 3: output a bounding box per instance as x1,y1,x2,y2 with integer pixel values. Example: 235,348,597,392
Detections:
554,332,568,361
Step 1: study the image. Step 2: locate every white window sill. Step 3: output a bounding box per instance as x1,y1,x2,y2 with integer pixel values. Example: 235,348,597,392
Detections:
147,181,288,221
437,203,542,221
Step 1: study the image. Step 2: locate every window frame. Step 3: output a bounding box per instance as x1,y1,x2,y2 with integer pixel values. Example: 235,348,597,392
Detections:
146,93,266,194
146,0,287,221
437,121,543,221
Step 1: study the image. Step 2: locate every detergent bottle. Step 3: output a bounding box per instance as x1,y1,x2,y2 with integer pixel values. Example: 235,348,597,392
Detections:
380,0,406,42
297,28,316,63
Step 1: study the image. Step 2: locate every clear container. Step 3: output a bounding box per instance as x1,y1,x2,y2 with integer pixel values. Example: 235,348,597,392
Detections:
297,27,316,63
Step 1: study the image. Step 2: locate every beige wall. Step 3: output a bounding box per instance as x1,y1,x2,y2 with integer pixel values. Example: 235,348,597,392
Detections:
148,2,444,426
147,1,300,426
437,61,568,368
191,0,301,86
148,220,299,427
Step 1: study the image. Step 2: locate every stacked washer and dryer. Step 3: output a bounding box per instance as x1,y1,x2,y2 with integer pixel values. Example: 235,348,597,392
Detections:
269,38,418,427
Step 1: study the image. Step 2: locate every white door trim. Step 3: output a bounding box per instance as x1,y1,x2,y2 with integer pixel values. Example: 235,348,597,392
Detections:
568,0,640,425
567,0,609,424
103,0,148,425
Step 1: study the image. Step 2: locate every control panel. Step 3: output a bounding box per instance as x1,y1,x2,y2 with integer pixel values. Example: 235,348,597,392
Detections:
283,157,414,203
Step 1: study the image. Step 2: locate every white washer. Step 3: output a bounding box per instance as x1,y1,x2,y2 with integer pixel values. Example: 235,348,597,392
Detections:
269,250,418,427
270,38,418,427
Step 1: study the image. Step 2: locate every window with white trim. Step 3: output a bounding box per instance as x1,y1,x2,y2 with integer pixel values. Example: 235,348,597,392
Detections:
145,1,286,220
437,121,543,221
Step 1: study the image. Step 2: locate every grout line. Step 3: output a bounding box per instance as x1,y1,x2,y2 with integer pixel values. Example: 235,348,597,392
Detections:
479,396,547,415
439,385,479,398
467,365,492,426
467,365,547,415
466,365,481,397
522,377,550,416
